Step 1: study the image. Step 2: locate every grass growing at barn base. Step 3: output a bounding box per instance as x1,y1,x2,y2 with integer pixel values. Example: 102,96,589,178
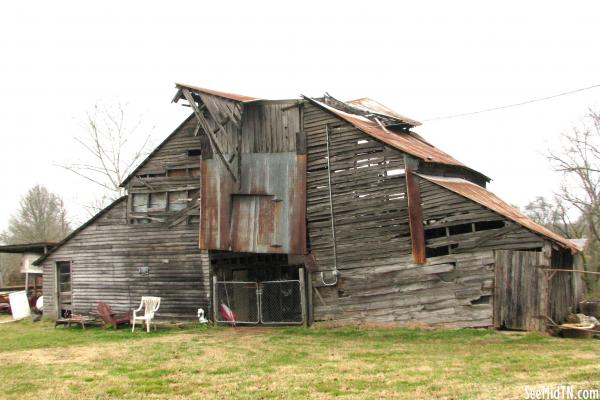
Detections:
0,320,598,399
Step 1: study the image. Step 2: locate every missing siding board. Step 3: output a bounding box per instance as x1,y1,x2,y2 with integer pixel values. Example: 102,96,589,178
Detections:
188,149,202,157
470,295,491,305
131,218,151,224
449,223,472,235
426,246,449,257
190,167,201,177
187,215,200,225
475,220,505,231
167,168,188,178
425,227,446,239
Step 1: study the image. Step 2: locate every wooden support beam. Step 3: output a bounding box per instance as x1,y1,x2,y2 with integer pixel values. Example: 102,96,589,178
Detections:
405,157,426,264
181,89,237,182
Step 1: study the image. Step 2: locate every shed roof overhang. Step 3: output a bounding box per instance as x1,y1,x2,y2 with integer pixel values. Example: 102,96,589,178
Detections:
418,174,580,253
0,242,56,254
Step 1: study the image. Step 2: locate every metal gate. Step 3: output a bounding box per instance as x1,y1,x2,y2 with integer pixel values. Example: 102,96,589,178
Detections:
213,278,305,325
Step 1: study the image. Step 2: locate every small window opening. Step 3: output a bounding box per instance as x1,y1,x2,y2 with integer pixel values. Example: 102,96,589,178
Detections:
132,193,149,213
188,149,202,157
148,192,166,210
169,191,188,211
474,220,505,231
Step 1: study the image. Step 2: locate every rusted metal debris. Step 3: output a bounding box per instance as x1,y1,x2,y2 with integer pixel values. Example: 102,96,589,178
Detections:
346,97,422,127
173,83,259,103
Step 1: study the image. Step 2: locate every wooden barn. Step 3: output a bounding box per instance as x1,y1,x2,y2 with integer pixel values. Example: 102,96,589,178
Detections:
34,84,583,330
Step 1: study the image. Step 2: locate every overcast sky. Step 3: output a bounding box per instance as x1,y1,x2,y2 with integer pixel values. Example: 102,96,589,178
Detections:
1,1,599,232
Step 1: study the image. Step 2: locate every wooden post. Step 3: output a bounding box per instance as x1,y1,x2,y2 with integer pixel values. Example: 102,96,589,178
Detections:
299,268,307,327
306,270,314,326
212,275,218,325
404,156,426,264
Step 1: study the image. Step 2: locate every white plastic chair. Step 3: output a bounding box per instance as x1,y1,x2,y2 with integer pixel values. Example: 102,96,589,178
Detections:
131,296,161,333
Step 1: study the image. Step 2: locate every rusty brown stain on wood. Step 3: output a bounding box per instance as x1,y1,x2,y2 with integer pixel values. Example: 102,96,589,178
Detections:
405,164,426,264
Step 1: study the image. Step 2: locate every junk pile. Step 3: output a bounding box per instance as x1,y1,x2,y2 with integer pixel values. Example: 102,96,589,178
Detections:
558,301,600,339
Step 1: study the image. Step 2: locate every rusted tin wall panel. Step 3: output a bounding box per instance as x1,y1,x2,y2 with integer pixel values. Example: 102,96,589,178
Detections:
200,152,306,255
199,157,235,250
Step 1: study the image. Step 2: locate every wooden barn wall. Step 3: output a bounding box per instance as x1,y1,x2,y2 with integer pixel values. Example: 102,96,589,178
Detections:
303,103,559,327
313,251,495,327
42,199,210,320
304,104,491,326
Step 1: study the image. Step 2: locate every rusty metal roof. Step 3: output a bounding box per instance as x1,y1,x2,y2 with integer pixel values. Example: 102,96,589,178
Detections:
304,96,468,167
346,97,422,127
418,174,580,253
174,83,259,102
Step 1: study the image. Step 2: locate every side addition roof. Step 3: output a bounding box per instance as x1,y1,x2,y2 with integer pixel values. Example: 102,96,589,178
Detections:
418,174,579,253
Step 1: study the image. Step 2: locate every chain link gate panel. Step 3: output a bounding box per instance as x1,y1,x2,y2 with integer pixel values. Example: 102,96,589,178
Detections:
213,277,305,325
260,280,303,325
214,281,259,324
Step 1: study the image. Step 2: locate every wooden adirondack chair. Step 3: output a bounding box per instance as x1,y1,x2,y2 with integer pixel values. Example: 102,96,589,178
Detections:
97,302,131,329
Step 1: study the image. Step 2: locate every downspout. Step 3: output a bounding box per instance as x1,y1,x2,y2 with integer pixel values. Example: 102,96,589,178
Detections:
321,124,338,286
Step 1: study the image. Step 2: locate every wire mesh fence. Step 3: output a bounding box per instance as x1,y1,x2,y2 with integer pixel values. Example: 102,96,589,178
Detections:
214,281,259,324
214,280,304,325
260,280,303,324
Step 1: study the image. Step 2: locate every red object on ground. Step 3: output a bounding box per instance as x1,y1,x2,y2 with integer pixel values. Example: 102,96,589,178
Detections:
220,304,238,324
97,302,131,329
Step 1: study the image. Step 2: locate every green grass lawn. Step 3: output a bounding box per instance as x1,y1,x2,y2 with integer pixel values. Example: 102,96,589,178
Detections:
0,320,598,399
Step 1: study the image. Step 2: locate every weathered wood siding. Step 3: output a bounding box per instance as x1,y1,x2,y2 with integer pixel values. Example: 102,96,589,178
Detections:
313,251,495,327
304,102,410,271
494,250,547,331
241,101,301,153
42,199,210,320
132,115,199,179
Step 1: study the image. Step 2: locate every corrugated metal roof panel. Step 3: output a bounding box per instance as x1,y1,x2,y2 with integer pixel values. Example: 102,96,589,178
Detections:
175,83,259,102
418,174,579,253
304,96,466,167
346,97,422,127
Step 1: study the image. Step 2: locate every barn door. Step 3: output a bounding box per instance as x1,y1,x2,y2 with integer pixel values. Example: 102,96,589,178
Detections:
494,250,546,331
